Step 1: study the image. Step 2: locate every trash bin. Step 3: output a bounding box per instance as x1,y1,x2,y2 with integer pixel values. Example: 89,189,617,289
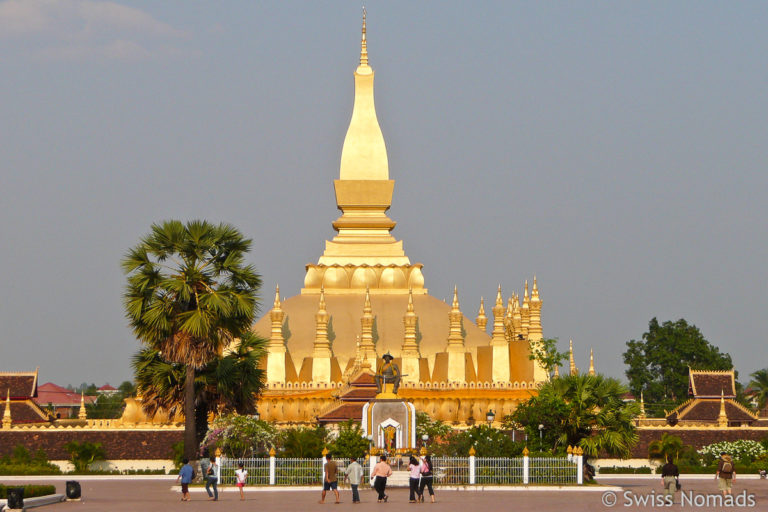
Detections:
66,480,82,500
7,487,24,509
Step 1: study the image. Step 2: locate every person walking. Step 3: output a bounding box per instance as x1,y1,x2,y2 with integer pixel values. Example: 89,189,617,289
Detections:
417,455,435,503
408,455,421,503
716,451,736,497
320,453,340,504
205,456,219,501
344,456,364,504
235,462,248,501
175,457,194,502
660,456,679,502
371,455,393,503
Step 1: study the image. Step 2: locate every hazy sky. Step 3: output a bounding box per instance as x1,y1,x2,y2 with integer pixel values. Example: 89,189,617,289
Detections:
1,1,766,387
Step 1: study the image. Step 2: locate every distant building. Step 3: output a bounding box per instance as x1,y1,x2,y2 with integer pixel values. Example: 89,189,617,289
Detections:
35,382,96,419
0,369,48,424
97,384,119,396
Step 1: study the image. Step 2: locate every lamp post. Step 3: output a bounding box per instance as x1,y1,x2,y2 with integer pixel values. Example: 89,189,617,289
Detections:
486,410,496,426
253,410,260,421
367,434,374,454
538,424,544,442
421,433,429,450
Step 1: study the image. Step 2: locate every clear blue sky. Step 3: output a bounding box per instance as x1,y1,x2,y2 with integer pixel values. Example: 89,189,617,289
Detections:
1,1,766,386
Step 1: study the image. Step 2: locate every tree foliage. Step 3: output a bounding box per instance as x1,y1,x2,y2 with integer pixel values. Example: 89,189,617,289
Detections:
122,220,263,460
415,411,452,441
648,433,698,465
508,373,639,459
329,420,369,459
749,368,768,410
279,426,329,458
64,441,106,472
528,337,567,377
624,318,733,416
431,424,523,457
200,414,278,458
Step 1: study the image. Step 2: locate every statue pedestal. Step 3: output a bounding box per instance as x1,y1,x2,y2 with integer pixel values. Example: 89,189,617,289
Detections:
362,396,416,454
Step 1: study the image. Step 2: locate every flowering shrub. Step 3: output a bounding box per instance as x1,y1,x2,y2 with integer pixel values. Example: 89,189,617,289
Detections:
698,440,766,463
200,414,278,458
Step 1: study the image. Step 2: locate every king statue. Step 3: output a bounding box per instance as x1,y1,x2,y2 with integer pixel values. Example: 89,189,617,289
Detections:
374,352,401,395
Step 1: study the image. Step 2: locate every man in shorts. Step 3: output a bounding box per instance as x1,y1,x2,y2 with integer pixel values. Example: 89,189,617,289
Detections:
175,457,194,502
320,453,340,504
716,451,735,497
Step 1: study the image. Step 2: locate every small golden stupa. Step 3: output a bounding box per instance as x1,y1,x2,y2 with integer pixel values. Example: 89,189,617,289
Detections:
252,12,547,426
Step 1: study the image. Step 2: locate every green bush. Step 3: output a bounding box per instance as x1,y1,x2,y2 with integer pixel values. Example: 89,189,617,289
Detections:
0,484,57,499
0,444,62,475
63,441,106,472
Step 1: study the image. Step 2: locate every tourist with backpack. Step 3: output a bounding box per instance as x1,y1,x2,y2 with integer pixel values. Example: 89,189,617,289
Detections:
716,451,735,497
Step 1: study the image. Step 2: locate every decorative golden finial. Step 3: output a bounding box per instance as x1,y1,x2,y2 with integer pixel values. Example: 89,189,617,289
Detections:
322,447,329,456
420,445,427,456
588,348,595,376
364,286,372,311
402,288,419,356
269,446,276,457
360,7,368,67
273,284,281,309
523,280,529,304
446,285,465,349
569,339,577,375
2,389,11,429
407,287,414,312
452,285,459,309
639,391,646,418
522,446,529,457
531,276,540,301
468,446,476,456
78,390,87,420
718,389,728,427
567,445,573,455
476,297,487,330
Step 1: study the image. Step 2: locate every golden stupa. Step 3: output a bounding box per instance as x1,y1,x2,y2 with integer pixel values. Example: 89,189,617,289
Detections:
253,13,547,427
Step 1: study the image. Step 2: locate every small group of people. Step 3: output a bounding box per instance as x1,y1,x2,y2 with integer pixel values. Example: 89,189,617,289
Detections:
319,453,436,504
660,451,737,502
176,456,248,502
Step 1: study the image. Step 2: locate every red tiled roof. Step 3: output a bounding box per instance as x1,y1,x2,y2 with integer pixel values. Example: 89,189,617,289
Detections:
0,371,38,399
317,403,365,423
36,382,96,407
340,388,377,401
98,384,118,391
689,370,735,398
674,399,757,423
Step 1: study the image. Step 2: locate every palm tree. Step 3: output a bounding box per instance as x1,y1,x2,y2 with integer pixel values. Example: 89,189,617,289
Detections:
749,369,768,410
648,433,684,462
512,373,639,458
123,220,262,460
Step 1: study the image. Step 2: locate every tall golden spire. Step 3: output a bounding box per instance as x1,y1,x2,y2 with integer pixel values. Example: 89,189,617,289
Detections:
78,390,87,420
639,391,646,418
569,339,577,375
588,348,595,376
492,287,506,344
360,8,368,66
520,281,530,337
553,364,560,378
717,389,728,427
313,287,331,356
446,286,465,350
490,285,510,383
359,287,377,367
402,289,419,354
2,389,11,429
269,285,286,349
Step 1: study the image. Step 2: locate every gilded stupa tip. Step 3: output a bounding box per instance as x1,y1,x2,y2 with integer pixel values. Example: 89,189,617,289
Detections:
364,286,372,310
452,285,459,309
360,7,368,67
495,286,503,306
273,285,281,309
407,288,414,312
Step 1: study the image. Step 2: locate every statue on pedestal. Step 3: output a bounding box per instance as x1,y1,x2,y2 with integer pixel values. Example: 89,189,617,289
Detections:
374,353,401,395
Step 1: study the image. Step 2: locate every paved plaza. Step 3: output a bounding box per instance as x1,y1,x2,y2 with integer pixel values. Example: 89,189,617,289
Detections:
5,476,767,512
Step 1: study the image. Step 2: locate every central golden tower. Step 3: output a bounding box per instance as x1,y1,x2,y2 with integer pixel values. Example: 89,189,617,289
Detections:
303,11,425,295
253,13,547,427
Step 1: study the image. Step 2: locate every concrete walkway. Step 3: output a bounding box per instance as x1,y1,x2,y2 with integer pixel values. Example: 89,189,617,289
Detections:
0,477,765,511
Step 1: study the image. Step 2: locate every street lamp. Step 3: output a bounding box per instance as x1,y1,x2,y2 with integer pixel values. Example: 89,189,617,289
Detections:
486,410,495,426
253,410,260,421
421,433,429,450
538,424,544,442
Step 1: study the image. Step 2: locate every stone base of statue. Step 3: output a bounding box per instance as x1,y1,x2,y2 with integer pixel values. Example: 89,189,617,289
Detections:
362,383,416,453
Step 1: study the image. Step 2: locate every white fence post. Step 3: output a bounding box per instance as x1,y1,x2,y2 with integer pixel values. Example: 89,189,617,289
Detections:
269,448,276,485
369,454,377,486
576,447,583,485
522,448,529,485
469,451,476,485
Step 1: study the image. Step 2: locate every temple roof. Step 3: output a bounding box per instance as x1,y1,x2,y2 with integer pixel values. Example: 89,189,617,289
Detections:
36,382,96,407
0,370,38,399
674,399,757,422
689,369,736,398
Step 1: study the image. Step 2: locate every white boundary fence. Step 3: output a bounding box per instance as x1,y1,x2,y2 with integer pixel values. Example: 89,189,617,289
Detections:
220,453,581,486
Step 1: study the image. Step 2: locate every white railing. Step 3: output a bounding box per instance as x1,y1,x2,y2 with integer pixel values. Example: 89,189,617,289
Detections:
219,454,581,486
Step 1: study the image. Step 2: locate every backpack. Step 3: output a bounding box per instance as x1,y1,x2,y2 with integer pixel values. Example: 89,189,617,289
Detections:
721,460,733,473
